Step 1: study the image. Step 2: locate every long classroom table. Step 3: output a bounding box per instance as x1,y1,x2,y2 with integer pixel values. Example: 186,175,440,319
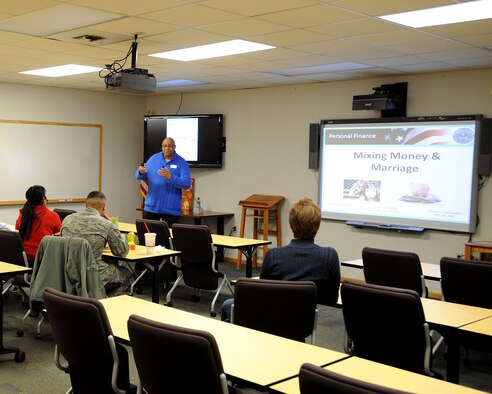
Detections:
333,294,492,384
270,356,487,394
459,316,492,366
102,245,180,304
421,298,492,383
100,295,348,389
118,222,270,278
0,261,31,363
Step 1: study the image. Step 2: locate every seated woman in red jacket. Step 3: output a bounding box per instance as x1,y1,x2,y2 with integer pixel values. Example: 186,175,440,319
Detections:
15,185,62,263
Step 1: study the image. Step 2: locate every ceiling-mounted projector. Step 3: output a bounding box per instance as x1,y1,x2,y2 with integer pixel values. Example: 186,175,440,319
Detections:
102,34,156,94
105,68,156,94
353,82,408,117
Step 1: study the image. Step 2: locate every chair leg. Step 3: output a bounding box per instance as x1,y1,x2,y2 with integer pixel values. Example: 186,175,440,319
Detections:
226,280,234,296
35,312,47,339
210,277,230,317
2,278,14,295
164,274,183,307
17,309,31,337
130,268,148,296
432,331,445,355
191,288,201,301
309,309,318,345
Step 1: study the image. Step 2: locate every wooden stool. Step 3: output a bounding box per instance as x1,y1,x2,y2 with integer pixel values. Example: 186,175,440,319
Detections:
464,241,492,260
237,195,284,268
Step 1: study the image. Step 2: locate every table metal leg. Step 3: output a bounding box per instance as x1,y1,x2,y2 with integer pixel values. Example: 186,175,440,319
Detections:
445,331,460,383
216,217,225,261
0,282,26,362
238,246,259,278
152,261,160,304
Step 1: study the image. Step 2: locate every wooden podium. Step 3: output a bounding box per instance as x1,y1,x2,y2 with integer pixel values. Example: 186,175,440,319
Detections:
464,241,492,260
237,194,284,268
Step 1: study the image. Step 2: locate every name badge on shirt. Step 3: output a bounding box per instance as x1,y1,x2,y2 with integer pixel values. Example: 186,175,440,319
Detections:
170,164,177,169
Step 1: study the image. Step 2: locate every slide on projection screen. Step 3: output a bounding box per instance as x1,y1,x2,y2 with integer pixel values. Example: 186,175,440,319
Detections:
318,115,482,233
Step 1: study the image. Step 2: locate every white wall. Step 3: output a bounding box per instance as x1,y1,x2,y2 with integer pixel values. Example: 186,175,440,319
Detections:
1,69,490,279
146,68,492,270
0,82,146,225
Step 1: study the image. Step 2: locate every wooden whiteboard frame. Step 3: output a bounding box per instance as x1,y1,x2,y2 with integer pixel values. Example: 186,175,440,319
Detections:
0,119,102,206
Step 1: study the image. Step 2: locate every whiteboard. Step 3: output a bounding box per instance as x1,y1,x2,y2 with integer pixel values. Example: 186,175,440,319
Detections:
0,119,102,205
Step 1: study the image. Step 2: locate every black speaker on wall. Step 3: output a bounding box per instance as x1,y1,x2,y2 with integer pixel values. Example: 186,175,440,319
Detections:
478,118,492,176
309,123,320,169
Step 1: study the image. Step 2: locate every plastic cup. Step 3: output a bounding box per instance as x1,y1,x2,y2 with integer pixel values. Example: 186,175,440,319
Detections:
111,216,119,227
144,232,156,254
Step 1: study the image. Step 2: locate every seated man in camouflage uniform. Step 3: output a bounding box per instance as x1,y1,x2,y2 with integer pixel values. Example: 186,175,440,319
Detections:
61,191,133,296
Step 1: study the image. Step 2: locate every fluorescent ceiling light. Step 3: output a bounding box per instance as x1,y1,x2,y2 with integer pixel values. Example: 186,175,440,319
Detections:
379,0,492,28
157,79,206,88
149,39,275,61
20,64,102,77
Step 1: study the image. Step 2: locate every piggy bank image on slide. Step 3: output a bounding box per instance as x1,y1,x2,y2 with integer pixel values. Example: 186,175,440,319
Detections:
411,183,430,198
400,182,440,204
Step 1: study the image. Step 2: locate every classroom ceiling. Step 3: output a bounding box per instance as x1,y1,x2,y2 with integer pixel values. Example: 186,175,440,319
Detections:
0,0,491,95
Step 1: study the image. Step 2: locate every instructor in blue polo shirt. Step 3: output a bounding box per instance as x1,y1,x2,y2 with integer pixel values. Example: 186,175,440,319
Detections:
136,137,191,226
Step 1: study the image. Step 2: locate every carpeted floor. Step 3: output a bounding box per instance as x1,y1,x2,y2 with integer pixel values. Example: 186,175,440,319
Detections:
1,262,491,393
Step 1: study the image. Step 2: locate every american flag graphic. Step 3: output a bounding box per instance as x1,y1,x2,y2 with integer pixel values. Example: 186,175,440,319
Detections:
402,127,462,145
140,179,148,199
343,179,381,201
343,179,363,199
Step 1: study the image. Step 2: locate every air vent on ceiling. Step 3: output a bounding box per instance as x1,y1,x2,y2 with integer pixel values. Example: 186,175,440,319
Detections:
47,28,130,47
72,34,105,42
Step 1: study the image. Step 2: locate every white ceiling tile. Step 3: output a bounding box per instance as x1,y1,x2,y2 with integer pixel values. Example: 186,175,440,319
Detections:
144,29,228,47
257,4,363,28
390,62,460,73
199,17,291,37
0,4,122,36
0,0,489,94
331,0,452,17
454,33,492,47
419,48,492,61
0,1,60,16
87,17,177,37
307,17,400,37
384,39,470,55
69,0,186,16
349,29,436,46
248,29,333,47
364,55,431,67
200,0,317,16
139,4,243,27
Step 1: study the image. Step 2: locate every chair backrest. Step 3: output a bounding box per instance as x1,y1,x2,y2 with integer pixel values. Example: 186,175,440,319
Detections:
53,208,76,222
30,236,106,306
128,314,228,394
136,219,177,282
233,278,317,342
440,257,492,309
362,247,426,297
136,219,172,249
341,281,431,375
299,363,411,394
171,223,218,290
0,229,29,267
42,287,118,393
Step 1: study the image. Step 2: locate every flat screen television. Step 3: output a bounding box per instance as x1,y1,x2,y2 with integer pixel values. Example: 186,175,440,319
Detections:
318,115,483,233
144,114,224,168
